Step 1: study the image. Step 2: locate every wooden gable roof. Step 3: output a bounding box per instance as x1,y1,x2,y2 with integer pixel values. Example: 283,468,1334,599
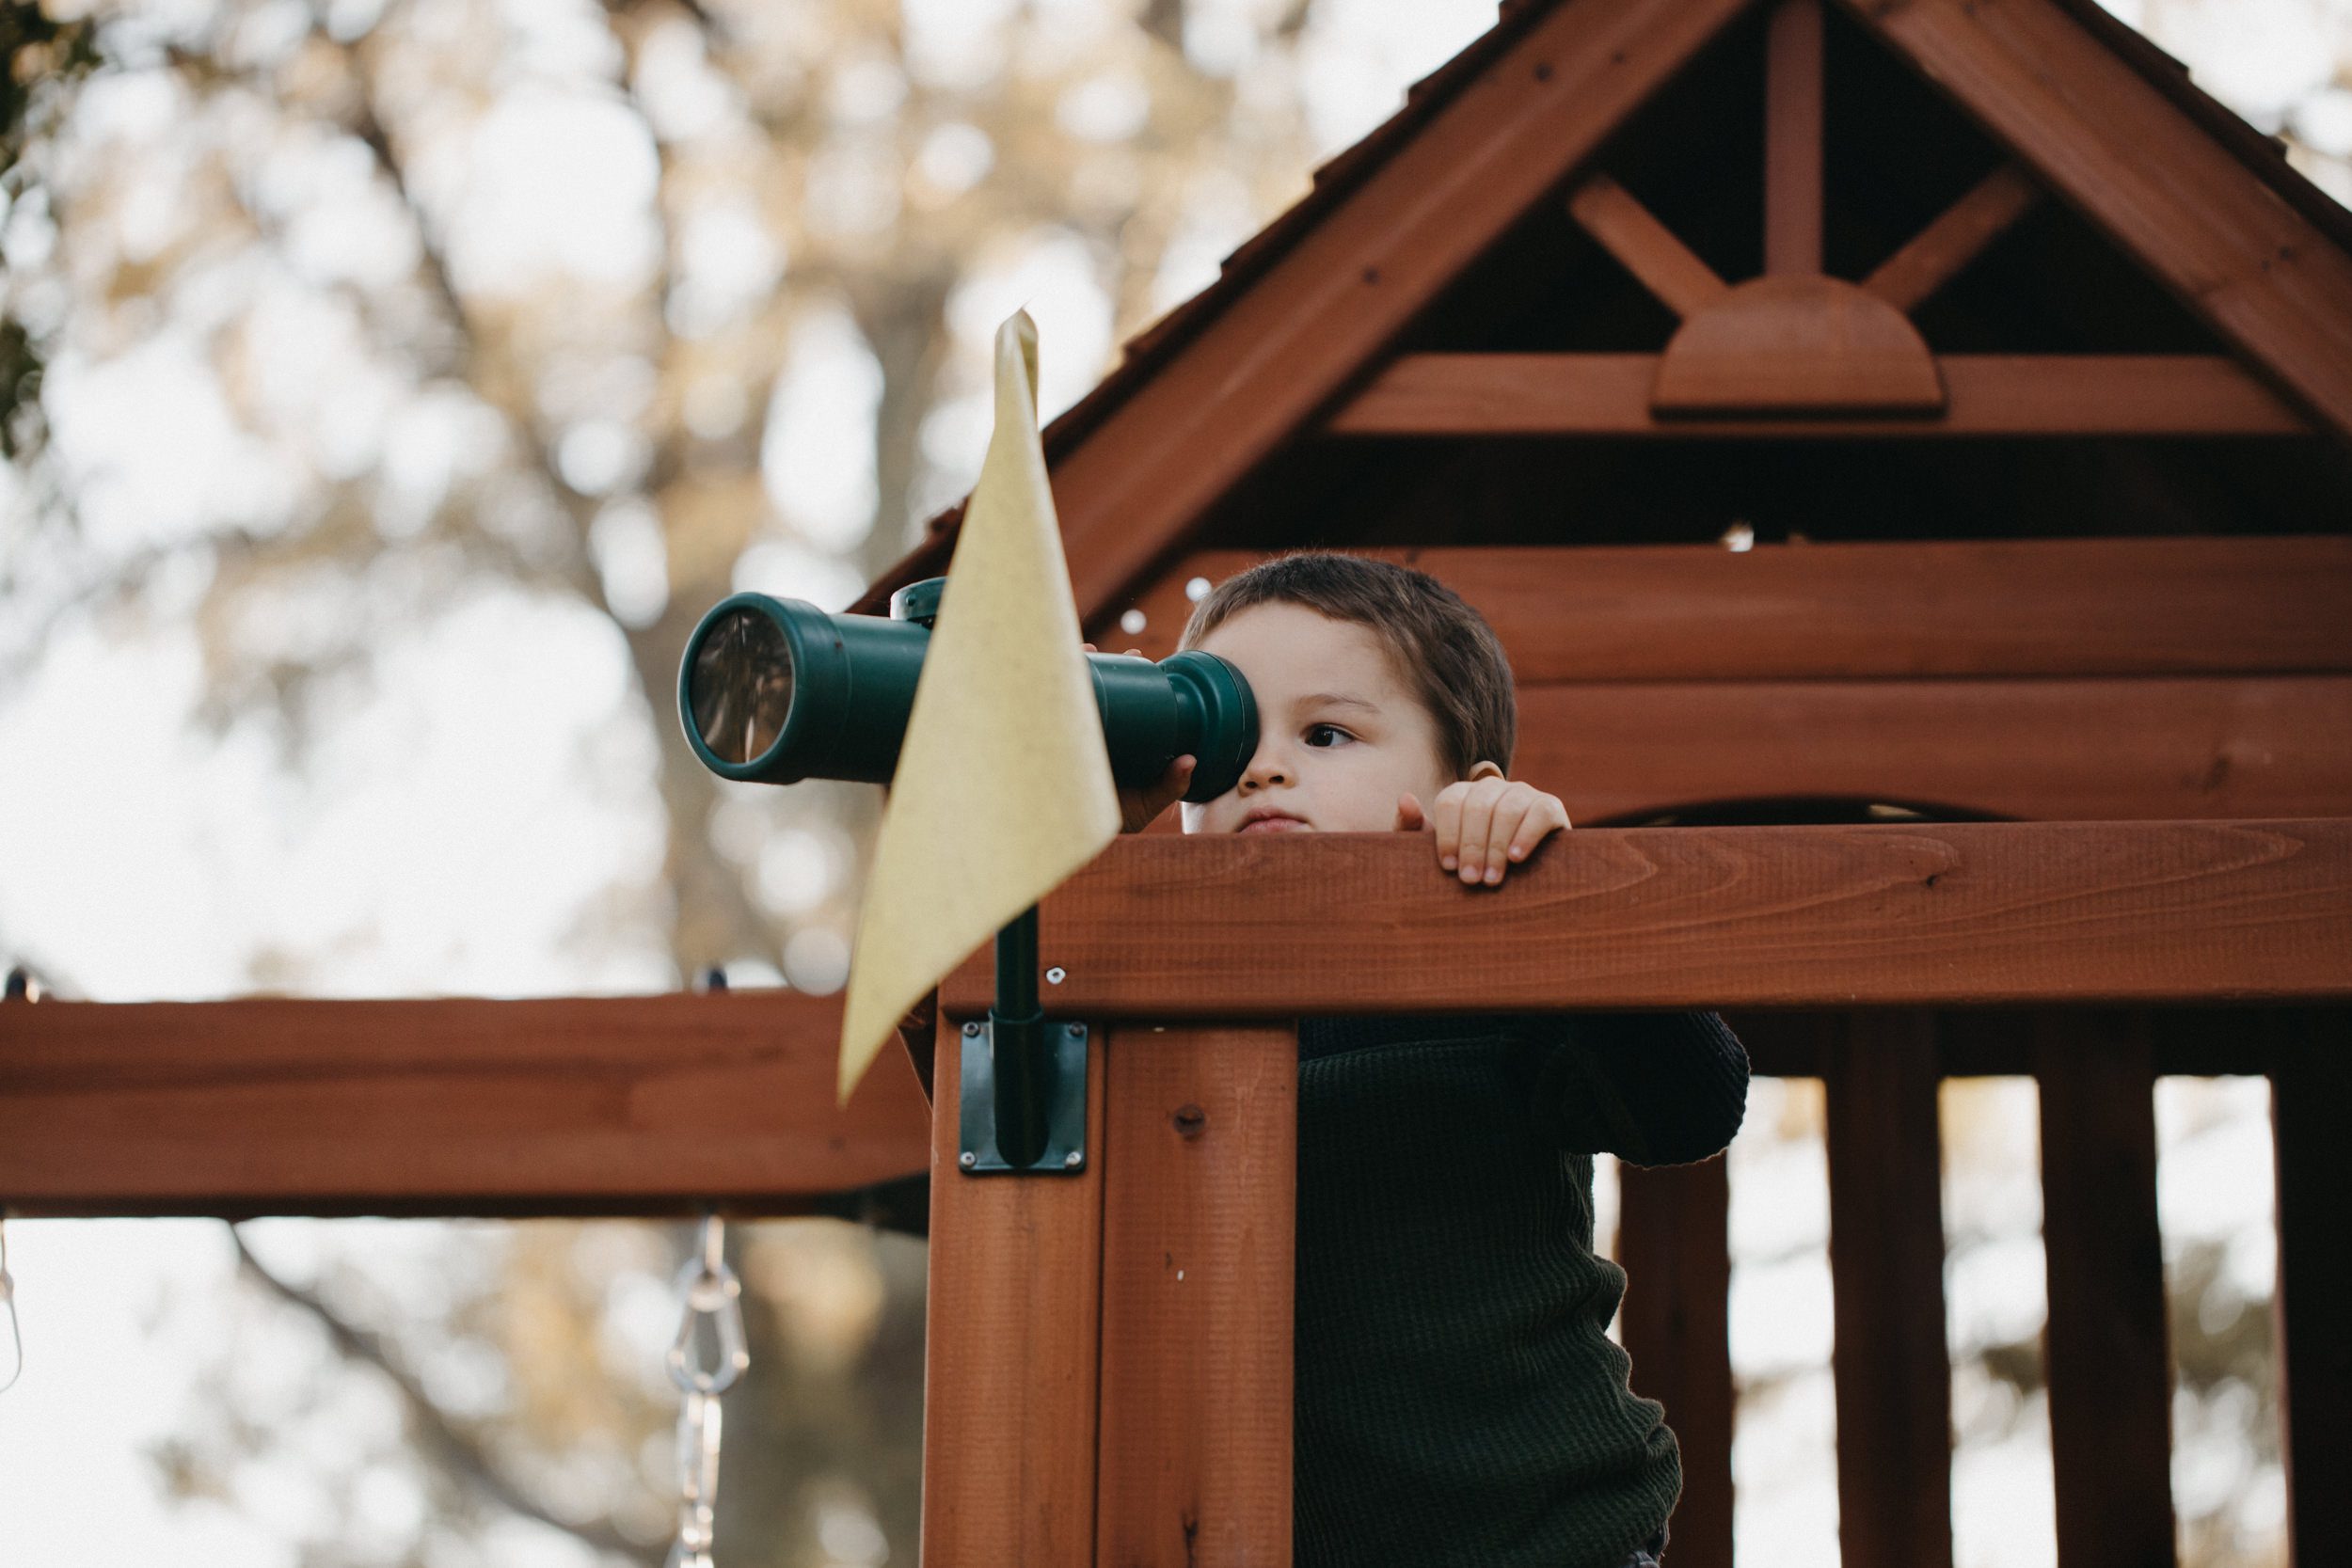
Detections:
858,0,2352,622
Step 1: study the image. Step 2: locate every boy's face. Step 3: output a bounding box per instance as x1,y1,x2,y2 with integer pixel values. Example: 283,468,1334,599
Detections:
1180,601,1458,836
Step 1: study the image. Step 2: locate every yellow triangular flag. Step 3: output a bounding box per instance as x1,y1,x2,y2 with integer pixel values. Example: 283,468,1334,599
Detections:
835,311,1121,1101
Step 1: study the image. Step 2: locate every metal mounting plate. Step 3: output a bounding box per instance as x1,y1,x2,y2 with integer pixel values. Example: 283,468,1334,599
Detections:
957,1021,1089,1175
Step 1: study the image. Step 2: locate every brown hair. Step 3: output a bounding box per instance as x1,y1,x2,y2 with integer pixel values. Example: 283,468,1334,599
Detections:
1177,552,1516,778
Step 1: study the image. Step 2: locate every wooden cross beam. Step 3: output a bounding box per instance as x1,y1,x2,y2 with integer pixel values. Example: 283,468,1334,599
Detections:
7,821,2348,1218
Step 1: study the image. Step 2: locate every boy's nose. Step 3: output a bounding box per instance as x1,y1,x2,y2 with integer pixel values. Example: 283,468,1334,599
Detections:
1239,753,1289,792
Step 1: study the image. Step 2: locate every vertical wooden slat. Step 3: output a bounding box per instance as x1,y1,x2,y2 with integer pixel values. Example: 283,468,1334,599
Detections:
2035,1011,2177,1568
1095,1023,1296,1567
1824,1010,1956,1568
922,1018,1108,1568
1617,1158,1735,1568
2272,1011,2352,1568
1765,0,1825,277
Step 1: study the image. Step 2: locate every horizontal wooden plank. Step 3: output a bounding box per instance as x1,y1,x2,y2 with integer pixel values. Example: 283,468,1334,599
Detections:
1516,674,2352,824
944,821,2352,1017
1326,354,2311,436
1735,1005,2300,1079
1096,537,2352,681
0,991,931,1217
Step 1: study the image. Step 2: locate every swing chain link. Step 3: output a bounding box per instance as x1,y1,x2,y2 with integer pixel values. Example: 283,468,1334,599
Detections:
664,1212,748,1568
0,1219,20,1395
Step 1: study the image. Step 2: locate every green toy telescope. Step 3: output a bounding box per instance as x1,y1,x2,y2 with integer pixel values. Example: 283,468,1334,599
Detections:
676,578,1258,800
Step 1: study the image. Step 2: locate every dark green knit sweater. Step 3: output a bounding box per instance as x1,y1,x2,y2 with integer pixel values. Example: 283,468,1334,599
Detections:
1294,1011,1749,1568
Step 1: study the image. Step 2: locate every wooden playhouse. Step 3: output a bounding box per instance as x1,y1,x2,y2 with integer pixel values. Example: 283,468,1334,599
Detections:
9,1,2352,1565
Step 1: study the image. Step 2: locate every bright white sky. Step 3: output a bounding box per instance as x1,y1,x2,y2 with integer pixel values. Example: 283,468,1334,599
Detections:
0,0,2336,1562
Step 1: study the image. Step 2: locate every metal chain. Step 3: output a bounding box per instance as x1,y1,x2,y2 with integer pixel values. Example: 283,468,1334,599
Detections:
665,1212,748,1568
0,1219,21,1394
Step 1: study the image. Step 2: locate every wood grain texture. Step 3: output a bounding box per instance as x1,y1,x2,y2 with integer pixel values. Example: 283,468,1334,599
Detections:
922,1017,1107,1568
1567,174,1728,318
1824,1011,1955,1568
1048,0,1755,616
1514,674,2352,825
1650,277,1948,416
2034,1012,2178,1568
0,991,930,1216
2270,1017,2352,1568
1615,1160,1734,1568
1765,0,1825,278
940,823,2352,1018
1864,165,2042,314
1325,353,2310,435
1854,0,2352,440
1095,1024,1296,1568
1096,538,2352,678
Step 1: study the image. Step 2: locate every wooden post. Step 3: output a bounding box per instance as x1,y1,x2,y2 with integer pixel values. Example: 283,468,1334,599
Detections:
1617,1158,1735,1568
2272,1010,2352,1568
1824,1010,1955,1568
1764,0,1825,278
1095,1024,1297,1567
2035,1011,2177,1568
921,1017,1109,1568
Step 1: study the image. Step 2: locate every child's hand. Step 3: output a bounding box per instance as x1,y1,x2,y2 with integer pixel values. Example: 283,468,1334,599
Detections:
1084,641,1194,832
1394,762,1572,885
1119,753,1195,832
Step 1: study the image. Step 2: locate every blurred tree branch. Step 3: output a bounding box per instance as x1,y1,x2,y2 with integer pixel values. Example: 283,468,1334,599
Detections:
230,1224,661,1566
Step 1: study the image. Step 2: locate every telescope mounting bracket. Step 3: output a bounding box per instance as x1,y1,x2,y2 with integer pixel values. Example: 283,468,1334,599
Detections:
957,1019,1090,1176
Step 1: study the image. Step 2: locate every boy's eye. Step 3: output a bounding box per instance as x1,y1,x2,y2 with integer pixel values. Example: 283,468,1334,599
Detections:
1303,723,1353,749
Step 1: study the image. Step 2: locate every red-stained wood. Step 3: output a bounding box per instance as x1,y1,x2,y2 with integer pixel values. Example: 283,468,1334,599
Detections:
1651,277,1948,415
1940,1005,2290,1080
1095,1024,1296,1568
1855,0,2352,441
1865,165,2043,314
1096,539,2352,678
921,1017,1107,1568
1567,174,1729,319
1823,1010,1956,1568
1513,674,2352,826
0,991,930,1216
1615,1159,1735,1568
2270,1015,2352,1568
1765,0,1824,278
1045,0,1756,616
2033,1011,2178,1568
941,823,2352,1020
1326,353,2310,436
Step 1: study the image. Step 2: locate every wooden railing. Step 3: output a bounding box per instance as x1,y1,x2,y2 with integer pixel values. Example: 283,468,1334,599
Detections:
5,827,2347,1565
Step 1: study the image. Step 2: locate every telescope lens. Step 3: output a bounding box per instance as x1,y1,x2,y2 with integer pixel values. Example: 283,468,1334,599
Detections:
690,608,794,766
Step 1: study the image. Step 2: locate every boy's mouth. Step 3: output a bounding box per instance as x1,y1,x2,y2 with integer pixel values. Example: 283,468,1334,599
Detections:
1238,809,1311,834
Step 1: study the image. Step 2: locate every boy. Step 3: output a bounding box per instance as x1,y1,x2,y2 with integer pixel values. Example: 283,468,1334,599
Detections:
1116,552,1749,1568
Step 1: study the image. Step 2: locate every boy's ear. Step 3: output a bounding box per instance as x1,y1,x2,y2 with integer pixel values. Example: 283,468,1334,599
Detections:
1467,760,1505,783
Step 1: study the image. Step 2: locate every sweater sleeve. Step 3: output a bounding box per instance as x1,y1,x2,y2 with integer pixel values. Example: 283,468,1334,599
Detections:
1518,1010,1751,1166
